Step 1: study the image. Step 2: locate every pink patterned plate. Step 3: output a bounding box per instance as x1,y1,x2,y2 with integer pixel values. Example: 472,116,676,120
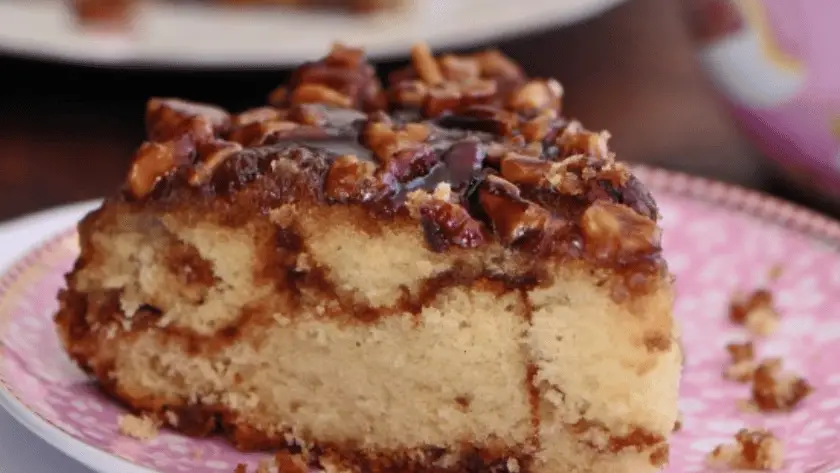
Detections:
1,166,840,473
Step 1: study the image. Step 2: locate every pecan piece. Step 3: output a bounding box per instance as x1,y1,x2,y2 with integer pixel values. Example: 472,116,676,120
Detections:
228,120,300,147
188,141,244,186
411,42,444,85
126,141,190,198
324,154,383,202
500,153,552,186
231,107,284,127
580,201,660,260
509,79,563,113
290,83,353,108
479,175,550,246
407,185,485,252
439,54,481,82
391,80,429,109
146,98,230,143
424,82,462,117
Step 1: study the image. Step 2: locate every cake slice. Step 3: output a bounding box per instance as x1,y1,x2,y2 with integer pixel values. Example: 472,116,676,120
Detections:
55,43,681,473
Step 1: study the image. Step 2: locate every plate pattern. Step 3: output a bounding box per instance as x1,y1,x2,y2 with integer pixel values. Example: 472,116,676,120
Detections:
1,166,840,472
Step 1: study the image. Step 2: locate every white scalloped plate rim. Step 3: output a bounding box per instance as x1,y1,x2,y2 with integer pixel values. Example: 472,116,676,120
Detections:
0,0,627,69
0,165,839,473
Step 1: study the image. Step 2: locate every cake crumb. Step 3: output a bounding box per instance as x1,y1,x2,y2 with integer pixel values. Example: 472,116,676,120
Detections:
706,429,783,470
673,411,684,432
724,341,757,383
767,264,783,282
729,289,779,336
117,413,160,441
746,358,813,412
234,465,247,473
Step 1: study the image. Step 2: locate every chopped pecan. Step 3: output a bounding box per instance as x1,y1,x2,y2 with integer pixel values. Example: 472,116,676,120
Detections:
283,43,386,111
580,201,660,260
474,49,525,81
509,79,563,113
290,83,353,108
411,42,444,85
228,120,300,147
324,42,366,68
520,109,558,142
407,186,485,251
555,121,611,160
382,144,438,183
126,141,188,198
391,80,429,109
188,141,244,186
324,154,382,202
424,82,463,117
479,175,550,246
439,54,481,82
146,98,230,143
500,153,552,186
231,107,284,127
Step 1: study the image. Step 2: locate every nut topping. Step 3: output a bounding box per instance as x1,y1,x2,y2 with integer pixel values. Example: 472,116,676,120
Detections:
391,80,429,109
424,82,463,118
232,107,284,127
127,141,184,198
115,42,664,281
408,186,484,252
228,120,300,147
479,175,550,246
474,49,525,81
290,83,353,108
146,98,230,143
324,154,381,202
500,154,552,186
188,141,243,186
580,201,660,260
439,55,481,82
411,42,444,85
509,79,563,113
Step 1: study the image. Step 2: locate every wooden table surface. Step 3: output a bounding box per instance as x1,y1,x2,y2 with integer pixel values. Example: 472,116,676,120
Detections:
0,0,830,223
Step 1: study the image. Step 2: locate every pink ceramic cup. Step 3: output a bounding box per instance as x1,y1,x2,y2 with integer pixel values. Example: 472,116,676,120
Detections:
686,0,840,206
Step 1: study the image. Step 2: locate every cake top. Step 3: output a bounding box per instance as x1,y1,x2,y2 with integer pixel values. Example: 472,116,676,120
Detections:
123,43,661,263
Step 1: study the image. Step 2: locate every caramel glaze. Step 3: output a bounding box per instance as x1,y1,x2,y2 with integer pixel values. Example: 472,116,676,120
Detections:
55,44,673,463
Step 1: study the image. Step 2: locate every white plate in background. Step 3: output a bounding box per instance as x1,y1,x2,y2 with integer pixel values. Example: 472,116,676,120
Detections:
0,0,627,69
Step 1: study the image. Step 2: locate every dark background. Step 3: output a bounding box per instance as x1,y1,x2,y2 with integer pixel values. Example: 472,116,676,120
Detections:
0,0,829,221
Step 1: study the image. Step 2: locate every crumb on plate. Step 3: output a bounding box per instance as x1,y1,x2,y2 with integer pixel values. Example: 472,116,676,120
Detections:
729,289,779,336
706,428,783,471
724,341,756,383
117,413,160,441
747,358,813,412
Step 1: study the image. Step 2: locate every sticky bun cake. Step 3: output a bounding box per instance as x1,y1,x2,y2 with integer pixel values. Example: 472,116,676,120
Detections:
55,43,681,473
